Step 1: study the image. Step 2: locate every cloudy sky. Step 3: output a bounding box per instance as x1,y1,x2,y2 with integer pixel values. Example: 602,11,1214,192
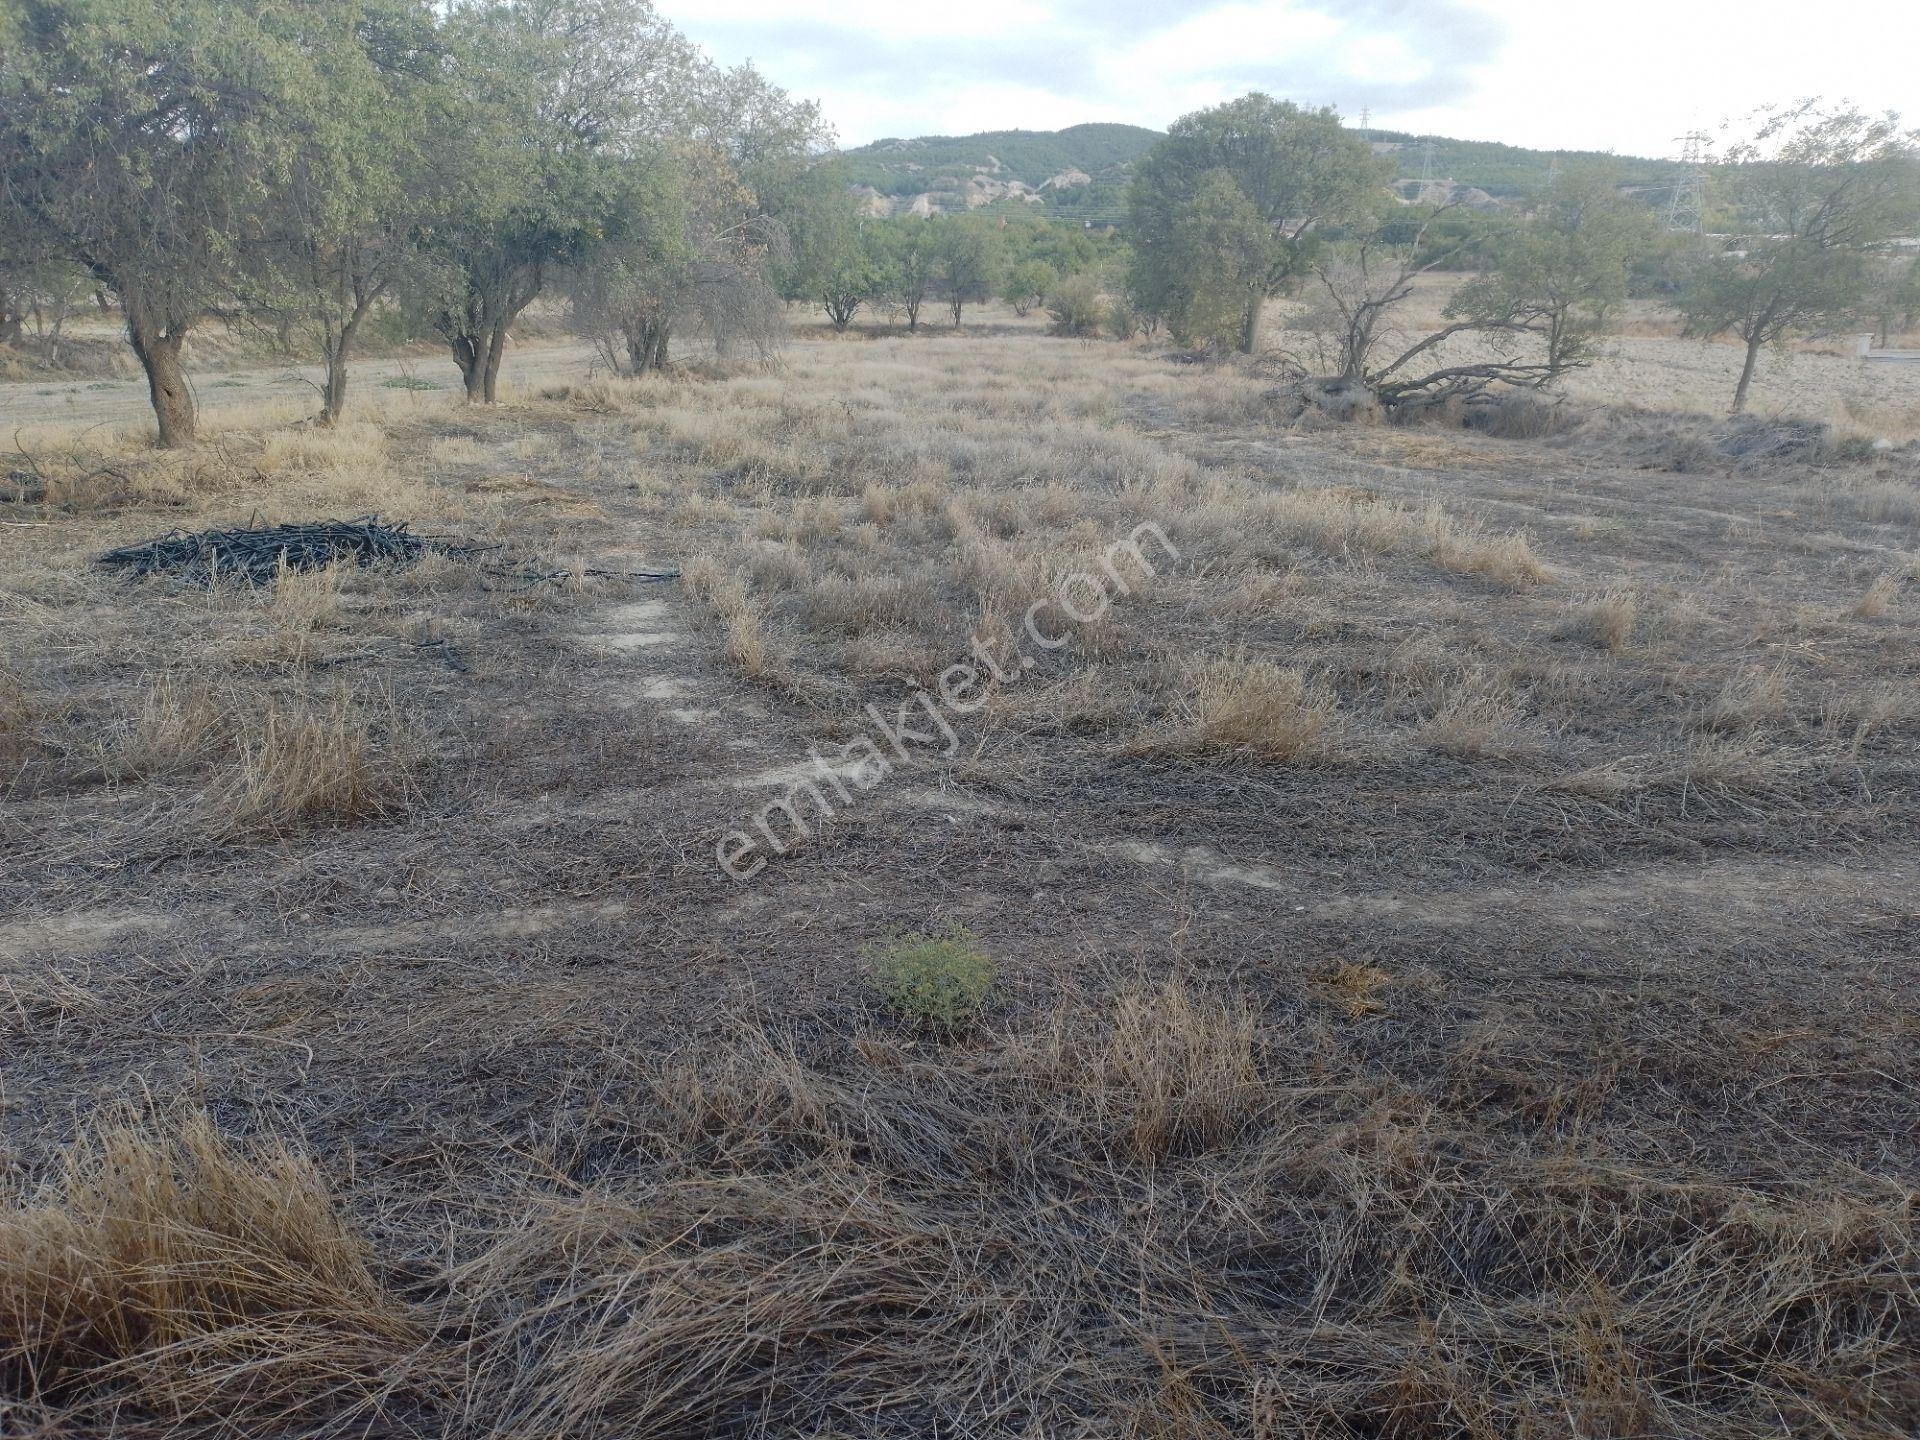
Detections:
660,0,1915,158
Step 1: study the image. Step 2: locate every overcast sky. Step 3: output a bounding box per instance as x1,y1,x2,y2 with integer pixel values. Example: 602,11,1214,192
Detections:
660,0,1916,158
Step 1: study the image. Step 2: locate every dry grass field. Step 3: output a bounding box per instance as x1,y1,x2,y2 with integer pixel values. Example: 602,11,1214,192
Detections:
2,316,1918,1436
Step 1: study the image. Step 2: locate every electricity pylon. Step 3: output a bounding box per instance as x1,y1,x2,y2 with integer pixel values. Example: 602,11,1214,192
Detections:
1665,132,1709,233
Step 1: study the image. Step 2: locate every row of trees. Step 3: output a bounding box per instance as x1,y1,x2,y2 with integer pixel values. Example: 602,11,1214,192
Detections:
1,0,834,444
4,13,1915,439
778,95,1917,414
1121,94,1920,413
785,210,1125,334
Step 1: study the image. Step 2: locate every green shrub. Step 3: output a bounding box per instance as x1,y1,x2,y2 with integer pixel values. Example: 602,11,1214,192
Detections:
1045,275,1106,338
864,924,997,1029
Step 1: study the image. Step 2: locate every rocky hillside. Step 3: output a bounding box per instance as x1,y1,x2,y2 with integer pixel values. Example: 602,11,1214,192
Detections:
840,123,1156,224
838,121,1682,223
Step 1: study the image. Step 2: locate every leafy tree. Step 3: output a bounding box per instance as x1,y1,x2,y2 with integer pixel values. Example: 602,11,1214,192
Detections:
570,61,826,372
783,183,871,330
248,0,439,423
870,220,940,331
1153,169,1274,347
936,218,1000,328
775,161,876,330
1044,274,1105,337
422,0,695,403
1868,252,1920,347
0,260,91,362
1129,94,1383,352
1449,161,1655,374
566,154,693,372
1680,103,1919,412
0,0,336,444
1002,258,1057,317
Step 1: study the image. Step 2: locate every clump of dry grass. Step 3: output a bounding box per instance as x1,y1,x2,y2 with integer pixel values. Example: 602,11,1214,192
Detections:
106,676,230,780
1418,669,1538,759
1675,733,1797,791
1316,957,1397,1017
1194,486,1550,589
204,686,419,839
683,550,791,684
256,420,389,478
0,659,48,787
96,675,420,837
1093,976,1261,1161
1435,524,1551,586
1556,590,1639,650
719,608,773,679
1852,573,1899,618
801,571,933,636
1698,664,1788,732
1821,680,1916,751
0,1110,432,1433
1141,653,1343,764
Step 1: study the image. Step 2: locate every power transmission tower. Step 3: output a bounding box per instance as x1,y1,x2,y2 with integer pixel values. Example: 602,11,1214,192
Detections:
1359,106,1370,130
1665,132,1709,233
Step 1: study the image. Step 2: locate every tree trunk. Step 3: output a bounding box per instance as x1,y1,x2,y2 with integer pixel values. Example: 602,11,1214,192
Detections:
449,333,485,402
623,318,670,375
1731,334,1762,414
481,324,509,403
321,347,350,424
320,299,375,425
1241,292,1267,354
128,320,196,448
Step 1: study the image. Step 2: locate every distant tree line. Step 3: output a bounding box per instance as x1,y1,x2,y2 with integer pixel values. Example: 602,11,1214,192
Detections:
5,9,1917,441
780,205,1129,336
0,0,836,445
1120,93,1920,414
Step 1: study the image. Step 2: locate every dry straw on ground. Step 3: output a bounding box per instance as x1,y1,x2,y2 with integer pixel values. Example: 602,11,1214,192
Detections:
3,981,1913,1438
1,316,1916,1437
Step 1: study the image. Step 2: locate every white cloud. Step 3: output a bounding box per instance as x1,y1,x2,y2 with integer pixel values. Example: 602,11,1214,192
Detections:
662,0,1918,155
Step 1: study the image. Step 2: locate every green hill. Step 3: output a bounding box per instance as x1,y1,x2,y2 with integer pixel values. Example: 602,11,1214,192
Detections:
1355,129,1686,198
841,122,1162,194
839,122,1684,224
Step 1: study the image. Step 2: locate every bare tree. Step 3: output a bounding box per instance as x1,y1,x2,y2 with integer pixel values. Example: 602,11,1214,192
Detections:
1298,206,1587,411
